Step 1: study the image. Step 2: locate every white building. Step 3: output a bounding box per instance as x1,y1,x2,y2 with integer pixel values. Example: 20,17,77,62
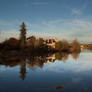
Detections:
43,38,58,48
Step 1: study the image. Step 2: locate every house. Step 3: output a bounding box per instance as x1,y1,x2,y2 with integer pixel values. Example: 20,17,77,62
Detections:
43,38,58,48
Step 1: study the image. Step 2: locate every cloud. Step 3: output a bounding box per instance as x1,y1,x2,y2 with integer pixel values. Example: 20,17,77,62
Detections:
82,0,89,10
38,19,92,42
0,20,12,26
72,8,82,15
42,19,64,26
67,19,92,42
22,19,92,42
0,19,21,31
24,0,48,7
71,0,88,16
31,1,48,5
0,30,20,42
0,18,92,42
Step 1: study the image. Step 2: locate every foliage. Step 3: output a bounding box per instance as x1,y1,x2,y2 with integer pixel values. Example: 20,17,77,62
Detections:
27,36,44,48
19,22,26,48
72,38,80,52
27,36,36,48
55,41,62,50
55,40,69,51
87,44,92,50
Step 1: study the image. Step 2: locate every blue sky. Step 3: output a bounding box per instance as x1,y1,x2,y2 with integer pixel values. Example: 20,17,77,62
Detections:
0,0,92,42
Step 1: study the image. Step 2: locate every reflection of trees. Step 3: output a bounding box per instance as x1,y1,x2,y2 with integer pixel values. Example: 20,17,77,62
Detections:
55,52,80,61
55,53,69,62
71,52,80,60
27,56,46,70
62,53,69,61
20,59,26,80
0,52,80,80
0,57,27,80
72,38,80,52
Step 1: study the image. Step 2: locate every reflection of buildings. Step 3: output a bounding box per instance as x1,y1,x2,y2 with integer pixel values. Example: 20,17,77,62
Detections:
46,54,56,64
43,38,58,48
0,52,80,80
80,44,85,51
80,44,88,51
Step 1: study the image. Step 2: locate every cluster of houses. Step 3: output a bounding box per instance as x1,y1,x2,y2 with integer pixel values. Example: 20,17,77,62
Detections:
43,38,58,48
27,36,85,50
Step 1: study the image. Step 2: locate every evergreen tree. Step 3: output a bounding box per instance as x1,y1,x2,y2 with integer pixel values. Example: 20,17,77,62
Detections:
19,22,26,48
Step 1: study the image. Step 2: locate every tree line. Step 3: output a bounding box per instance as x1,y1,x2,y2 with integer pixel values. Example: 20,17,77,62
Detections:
0,22,81,53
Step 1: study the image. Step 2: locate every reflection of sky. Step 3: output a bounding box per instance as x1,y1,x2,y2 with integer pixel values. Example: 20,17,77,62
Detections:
0,0,92,42
43,52,92,73
0,52,92,73
0,52,92,92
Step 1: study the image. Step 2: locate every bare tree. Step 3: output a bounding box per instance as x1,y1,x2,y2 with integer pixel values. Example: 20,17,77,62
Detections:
72,38,80,52
61,39,69,51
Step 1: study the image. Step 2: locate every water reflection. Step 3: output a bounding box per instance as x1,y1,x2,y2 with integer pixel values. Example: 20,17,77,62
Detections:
0,51,92,92
0,52,80,80
56,85,64,90
20,59,26,80
71,52,79,60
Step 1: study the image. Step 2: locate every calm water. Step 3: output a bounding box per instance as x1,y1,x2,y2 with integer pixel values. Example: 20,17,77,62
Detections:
0,51,92,92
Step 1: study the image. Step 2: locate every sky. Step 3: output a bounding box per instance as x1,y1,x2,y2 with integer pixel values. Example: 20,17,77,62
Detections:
0,0,92,42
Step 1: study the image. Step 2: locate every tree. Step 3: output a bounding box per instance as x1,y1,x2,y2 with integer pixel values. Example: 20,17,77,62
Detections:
19,22,26,48
55,41,62,50
55,40,69,51
61,39,69,51
72,38,80,52
38,38,44,46
4,38,19,48
28,36,36,48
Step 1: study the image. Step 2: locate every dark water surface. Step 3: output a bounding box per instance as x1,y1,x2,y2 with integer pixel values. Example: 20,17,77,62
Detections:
0,51,92,92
